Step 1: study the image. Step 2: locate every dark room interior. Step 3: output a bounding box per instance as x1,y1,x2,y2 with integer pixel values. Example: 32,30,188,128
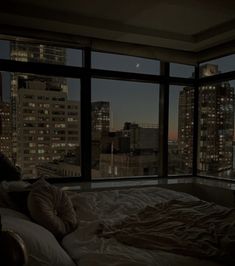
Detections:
0,1,235,265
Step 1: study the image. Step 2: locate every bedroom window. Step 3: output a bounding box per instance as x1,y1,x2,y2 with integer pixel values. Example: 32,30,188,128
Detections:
91,78,160,179
0,35,234,184
168,85,194,175
0,70,81,179
198,79,235,179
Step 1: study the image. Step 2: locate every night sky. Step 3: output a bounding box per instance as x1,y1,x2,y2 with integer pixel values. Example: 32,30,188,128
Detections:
0,40,234,140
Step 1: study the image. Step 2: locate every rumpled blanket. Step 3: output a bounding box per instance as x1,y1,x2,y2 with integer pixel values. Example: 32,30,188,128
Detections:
99,200,235,265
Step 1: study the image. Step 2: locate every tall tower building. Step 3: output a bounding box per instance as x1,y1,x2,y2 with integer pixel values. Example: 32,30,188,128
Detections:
198,65,234,174
10,42,80,178
92,101,110,134
178,87,194,170
91,101,110,172
15,77,80,178
0,72,12,160
178,64,234,175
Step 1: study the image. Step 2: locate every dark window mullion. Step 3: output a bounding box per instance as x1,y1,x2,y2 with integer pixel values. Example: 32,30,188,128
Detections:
159,62,169,178
0,59,84,79
80,48,91,181
193,65,199,177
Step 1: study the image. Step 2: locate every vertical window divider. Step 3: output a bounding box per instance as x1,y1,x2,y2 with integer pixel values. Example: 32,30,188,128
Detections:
193,64,199,177
80,48,91,181
159,62,169,179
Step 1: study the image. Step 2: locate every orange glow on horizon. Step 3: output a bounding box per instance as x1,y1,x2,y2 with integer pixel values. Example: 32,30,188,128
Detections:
169,131,178,141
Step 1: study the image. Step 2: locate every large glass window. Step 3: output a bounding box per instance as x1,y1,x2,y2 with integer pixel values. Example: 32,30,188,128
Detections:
198,79,235,179
0,71,80,179
1,35,234,182
0,40,82,67
168,85,194,175
91,79,159,179
92,52,160,75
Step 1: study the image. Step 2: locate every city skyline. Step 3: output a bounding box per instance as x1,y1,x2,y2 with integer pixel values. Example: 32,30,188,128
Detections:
1,74,235,142
1,40,235,141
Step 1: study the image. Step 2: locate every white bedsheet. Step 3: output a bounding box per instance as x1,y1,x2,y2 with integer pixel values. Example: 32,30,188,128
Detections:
62,186,220,266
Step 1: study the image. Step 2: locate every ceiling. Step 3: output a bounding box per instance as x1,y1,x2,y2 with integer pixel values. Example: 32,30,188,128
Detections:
0,0,235,52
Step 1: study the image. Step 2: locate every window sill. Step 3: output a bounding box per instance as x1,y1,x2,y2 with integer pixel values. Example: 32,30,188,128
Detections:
60,176,193,191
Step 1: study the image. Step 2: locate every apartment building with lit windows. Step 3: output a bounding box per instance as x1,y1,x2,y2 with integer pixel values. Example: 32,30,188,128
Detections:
16,77,80,178
178,64,234,176
198,68,234,175
9,43,80,178
178,87,194,171
0,102,12,160
92,101,110,134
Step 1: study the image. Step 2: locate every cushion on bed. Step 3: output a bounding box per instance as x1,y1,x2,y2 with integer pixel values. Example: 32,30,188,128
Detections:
27,179,77,239
2,215,76,266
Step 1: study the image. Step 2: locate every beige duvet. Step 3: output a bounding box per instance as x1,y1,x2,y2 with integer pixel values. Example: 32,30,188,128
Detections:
99,199,235,265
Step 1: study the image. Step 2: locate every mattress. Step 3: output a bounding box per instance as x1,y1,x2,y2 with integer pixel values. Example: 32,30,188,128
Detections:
62,186,221,266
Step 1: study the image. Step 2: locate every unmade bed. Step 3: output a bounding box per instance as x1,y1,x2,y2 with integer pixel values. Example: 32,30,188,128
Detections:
62,186,234,266
1,182,235,266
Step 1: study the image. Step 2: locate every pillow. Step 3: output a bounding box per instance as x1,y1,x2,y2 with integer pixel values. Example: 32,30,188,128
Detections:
2,215,76,266
28,179,77,239
0,207,30,220
0,152,21,181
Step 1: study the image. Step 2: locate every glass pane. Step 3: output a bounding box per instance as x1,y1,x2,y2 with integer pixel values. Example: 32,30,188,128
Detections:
170,63,194,78
92,79,159,179
0,39,82,67
92,51,160,75
0,71,80,179
168,86,194,175
198,80,235,179
199,54,235,77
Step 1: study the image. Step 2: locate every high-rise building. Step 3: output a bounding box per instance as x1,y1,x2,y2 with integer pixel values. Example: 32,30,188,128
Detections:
178,87,194,170
178,64,234,175
10,42,80,178
91,101,110,172
92,101,110,134
198,67,234,174
15,76,80,178
0,72,12,160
